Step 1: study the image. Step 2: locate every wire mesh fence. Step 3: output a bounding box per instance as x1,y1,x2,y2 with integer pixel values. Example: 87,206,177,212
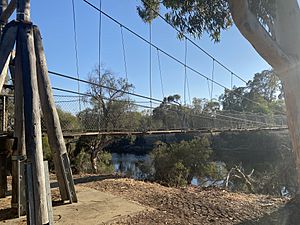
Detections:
52,94,288,132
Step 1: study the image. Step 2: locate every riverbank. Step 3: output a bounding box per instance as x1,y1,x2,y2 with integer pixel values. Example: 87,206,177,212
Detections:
0,175,294,224
80,176,289,224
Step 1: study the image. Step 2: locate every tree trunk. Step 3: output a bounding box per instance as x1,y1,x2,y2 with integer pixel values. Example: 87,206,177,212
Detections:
229,0,300,193
90,151,98,174
274,0,300,192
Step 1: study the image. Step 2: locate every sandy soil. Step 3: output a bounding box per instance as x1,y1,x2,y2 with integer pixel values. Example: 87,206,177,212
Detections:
0,175,295,225
84,178,288,225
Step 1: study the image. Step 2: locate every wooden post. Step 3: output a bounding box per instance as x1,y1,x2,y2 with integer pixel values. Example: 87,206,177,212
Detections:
1,95,6,131
0,22,16,95
0,137,14,198
18,22,49,224
11,24,26,211
0,53,10,93
0,152,7,198
33,26,77,202
16,0,29,22
0,0,16,24
0,0,7,35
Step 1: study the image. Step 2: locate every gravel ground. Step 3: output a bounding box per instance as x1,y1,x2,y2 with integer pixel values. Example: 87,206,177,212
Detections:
1,176,295,225
82,178,288,225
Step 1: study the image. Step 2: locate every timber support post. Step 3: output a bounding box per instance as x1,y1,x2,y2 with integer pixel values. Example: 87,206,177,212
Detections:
34,26,77,202
0,137,14,198
0,0,77,222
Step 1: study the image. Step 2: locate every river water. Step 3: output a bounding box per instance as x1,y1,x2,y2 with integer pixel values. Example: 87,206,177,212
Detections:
111,153,225,186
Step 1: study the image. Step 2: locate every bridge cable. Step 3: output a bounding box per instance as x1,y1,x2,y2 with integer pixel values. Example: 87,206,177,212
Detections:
81,0,285,115
120,25,128,80
97,0,102,130
139,0,248,84
186,75,191,105
71,0,81,112
52,86,270,128
184,37,188,105
149,23,153,109
156,48,165,98
207,78,211,100
231,72,233,90
50,72,276,127
211,59,215,101
98,0,102,80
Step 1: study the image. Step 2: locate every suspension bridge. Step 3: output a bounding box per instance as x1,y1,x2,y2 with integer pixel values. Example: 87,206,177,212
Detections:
0,0,288,138
0,1,293,224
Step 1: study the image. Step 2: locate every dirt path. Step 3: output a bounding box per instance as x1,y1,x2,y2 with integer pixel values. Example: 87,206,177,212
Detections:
83,178,288,225
0,176,291,225
0,185,147,225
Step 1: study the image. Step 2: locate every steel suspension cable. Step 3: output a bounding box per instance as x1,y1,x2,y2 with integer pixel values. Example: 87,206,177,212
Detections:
52,86,260,127
211,59,215,101
81,0,284,115
157,48,165,98
120,25,128,80
184,37,188,105
50,71,275,127
139,0,248,84
98,0,102,81
149,23,153,108
71,0,81,111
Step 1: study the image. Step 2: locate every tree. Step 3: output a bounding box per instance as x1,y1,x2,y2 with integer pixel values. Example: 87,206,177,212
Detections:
56,107,80,131
151,137,218,186
138,0,300,193
219,70,285,114
79,67,135,173
153,94,190,129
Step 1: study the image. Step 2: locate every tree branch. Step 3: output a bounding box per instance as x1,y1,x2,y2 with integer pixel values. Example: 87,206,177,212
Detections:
228,0,295,73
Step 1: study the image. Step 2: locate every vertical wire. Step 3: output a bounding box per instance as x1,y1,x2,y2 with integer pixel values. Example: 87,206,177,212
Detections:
120,25,128,80
98,0,102,130
184,37,187,105
149,23,152,109
186,76,191,105
157,48,165,98
71,0,81,112
207,78,211,100
211,59,215,101
98,0,102,81
231,72,233,90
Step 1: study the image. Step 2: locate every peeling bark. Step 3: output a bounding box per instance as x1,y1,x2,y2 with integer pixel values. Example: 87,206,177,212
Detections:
229,0,300,193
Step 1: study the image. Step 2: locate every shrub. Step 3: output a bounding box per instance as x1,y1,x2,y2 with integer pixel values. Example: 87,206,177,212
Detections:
74,150,114,174
151,137,217,187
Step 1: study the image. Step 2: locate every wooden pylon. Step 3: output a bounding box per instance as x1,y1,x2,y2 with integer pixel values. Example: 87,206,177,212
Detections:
0,0,78,223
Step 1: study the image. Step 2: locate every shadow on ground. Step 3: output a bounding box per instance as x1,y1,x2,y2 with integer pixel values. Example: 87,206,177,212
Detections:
0,208,17,221
238,197,300,225
50,174,119,188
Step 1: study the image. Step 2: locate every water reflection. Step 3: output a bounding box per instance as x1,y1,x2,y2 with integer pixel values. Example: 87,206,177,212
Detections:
112,153,225,187
112,153,152,179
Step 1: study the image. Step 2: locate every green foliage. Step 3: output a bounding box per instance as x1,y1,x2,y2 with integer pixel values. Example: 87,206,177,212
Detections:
151,137,216,187
213,130,297,196
74,150,114,174
138,0,232,41
57,108,80,131
219,70,285,114
42,136,54,170
138,1,276,41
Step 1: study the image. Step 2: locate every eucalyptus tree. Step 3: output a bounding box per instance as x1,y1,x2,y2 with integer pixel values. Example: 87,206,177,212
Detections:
138,0,300,191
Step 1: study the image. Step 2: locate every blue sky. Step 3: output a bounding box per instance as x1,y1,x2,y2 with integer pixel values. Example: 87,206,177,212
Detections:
29,0,270,109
